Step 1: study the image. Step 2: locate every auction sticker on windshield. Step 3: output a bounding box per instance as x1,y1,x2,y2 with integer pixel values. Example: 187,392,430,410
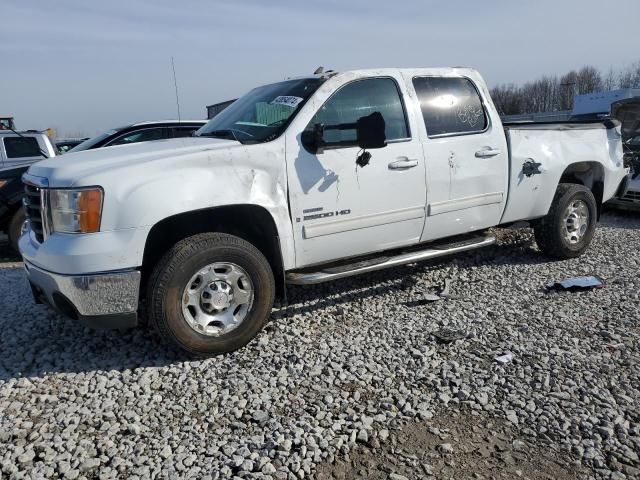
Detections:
270,96,303,108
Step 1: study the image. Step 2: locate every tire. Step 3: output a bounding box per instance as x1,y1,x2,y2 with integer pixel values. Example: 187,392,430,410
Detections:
8,209,26,253
147,233,275,357
533,183,597,259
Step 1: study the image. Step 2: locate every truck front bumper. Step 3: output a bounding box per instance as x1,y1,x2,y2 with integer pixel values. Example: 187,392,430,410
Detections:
24,260,140,329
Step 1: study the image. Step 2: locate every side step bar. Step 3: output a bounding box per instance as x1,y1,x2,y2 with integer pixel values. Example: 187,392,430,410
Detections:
286,235,496,285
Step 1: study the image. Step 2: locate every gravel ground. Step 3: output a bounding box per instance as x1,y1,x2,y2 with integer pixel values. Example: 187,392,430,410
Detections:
0,211,639,480
316,409,585,479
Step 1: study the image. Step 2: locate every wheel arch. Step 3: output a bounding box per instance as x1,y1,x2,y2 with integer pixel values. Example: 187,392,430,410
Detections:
558,161,605,219
141,204,286,301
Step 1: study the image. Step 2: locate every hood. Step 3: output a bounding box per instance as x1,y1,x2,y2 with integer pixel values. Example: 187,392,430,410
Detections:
27,136,240,187
611,98,640,143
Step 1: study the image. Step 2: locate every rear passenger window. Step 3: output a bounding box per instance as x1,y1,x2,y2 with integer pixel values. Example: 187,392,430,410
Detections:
3,137,42,158
412,77,488,137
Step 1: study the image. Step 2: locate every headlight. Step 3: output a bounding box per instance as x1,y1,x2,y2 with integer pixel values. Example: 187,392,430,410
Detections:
0,179,8,188
49,188,103,234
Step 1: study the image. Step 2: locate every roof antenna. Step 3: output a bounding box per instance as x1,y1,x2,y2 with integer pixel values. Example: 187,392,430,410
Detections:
171,56,182,121
313,66,324,75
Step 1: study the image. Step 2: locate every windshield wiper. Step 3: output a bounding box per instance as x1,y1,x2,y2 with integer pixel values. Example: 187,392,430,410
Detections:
197,129,240,142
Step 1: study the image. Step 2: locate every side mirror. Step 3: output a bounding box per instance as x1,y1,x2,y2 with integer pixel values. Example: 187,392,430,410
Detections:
301,123,325,154
356,112,386,149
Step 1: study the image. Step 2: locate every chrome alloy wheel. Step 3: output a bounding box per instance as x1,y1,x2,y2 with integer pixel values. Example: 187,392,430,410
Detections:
182,263,254,336
562,199,590,244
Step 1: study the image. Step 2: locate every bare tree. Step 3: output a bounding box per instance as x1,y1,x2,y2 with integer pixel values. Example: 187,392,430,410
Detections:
491,60,639,115
559,70,578,110
618,61,640,88
576,66,603,94
490,84,524,115
603,68,617,91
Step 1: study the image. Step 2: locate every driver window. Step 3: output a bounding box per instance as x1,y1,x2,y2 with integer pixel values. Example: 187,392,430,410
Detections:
308,78,409,147
108,128,166,146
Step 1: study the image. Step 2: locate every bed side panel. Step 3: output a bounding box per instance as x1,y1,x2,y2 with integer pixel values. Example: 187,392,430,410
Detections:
500,125,619,224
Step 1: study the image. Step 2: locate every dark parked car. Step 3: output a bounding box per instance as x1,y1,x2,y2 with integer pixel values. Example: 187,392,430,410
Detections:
0,131,57,252
69,120,207,153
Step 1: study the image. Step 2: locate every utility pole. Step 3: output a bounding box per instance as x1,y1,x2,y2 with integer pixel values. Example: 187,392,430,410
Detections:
561,81,578,110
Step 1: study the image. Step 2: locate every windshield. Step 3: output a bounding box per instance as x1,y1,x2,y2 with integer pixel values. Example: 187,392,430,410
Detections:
69,128,121,152
195,78,323,144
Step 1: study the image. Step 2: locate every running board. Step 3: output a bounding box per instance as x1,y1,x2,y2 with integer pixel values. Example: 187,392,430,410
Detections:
286,235,496,285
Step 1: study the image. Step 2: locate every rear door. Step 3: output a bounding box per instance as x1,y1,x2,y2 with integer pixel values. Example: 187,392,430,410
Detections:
407,74,508,241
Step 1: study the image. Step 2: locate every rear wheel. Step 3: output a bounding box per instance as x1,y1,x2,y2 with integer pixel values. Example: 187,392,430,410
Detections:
8,209,27,253
147,233,275,357
533,183,597,259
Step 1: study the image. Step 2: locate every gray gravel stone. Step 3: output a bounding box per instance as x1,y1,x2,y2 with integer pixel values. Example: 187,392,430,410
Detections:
389,474,410,480
438,443,454,454
252,410,269,424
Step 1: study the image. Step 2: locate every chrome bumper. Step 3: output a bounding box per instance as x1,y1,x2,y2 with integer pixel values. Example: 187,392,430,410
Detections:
24,261,140,329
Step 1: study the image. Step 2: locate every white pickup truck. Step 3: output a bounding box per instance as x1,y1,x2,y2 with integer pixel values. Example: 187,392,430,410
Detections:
20,68,628,356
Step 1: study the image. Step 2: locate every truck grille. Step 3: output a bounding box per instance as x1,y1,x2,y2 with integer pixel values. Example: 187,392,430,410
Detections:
23,183,45,243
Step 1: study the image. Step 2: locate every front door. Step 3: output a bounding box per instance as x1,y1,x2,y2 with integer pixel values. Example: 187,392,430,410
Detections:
406,74,509,241
285,74,427,267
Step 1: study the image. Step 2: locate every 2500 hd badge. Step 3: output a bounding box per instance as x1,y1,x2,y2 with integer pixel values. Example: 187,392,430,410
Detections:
301,207,351,222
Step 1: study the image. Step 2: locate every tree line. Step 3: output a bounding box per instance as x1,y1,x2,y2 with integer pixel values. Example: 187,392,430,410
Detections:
490,60,640,115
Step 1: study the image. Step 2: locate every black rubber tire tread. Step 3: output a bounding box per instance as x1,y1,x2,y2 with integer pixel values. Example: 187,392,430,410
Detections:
147,232,275,357
533,183,597,259
8,209,25,253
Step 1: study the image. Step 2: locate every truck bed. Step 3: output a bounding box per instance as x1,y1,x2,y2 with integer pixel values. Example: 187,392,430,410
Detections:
499,119,623,224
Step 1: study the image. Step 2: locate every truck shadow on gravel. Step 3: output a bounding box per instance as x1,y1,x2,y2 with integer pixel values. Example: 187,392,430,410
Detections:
0,313,183,382
0,243,182,381
599,207,640,229
0,231,551,381
1,213,633,381
284,229,547,313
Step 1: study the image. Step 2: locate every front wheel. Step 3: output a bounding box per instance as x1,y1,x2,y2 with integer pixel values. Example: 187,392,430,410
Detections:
533,183,597,259
147,233,275,357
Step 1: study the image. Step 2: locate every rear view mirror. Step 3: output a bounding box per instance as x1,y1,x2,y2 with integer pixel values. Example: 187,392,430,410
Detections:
356,112,386,149
301,123,325,154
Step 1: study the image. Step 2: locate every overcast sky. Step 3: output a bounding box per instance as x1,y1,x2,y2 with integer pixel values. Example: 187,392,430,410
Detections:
2,0,639,137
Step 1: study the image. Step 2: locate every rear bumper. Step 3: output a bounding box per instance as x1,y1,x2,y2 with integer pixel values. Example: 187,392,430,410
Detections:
24,260,140,329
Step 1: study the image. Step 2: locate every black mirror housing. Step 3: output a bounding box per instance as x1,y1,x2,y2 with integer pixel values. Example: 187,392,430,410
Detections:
301,123,325,154
356,112,386,149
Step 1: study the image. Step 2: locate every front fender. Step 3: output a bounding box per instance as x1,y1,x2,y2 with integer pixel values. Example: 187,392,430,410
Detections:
95,142,295,270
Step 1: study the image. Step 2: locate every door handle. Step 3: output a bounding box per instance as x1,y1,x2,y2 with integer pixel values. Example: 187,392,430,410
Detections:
475,148,502,158
388,157,419,169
